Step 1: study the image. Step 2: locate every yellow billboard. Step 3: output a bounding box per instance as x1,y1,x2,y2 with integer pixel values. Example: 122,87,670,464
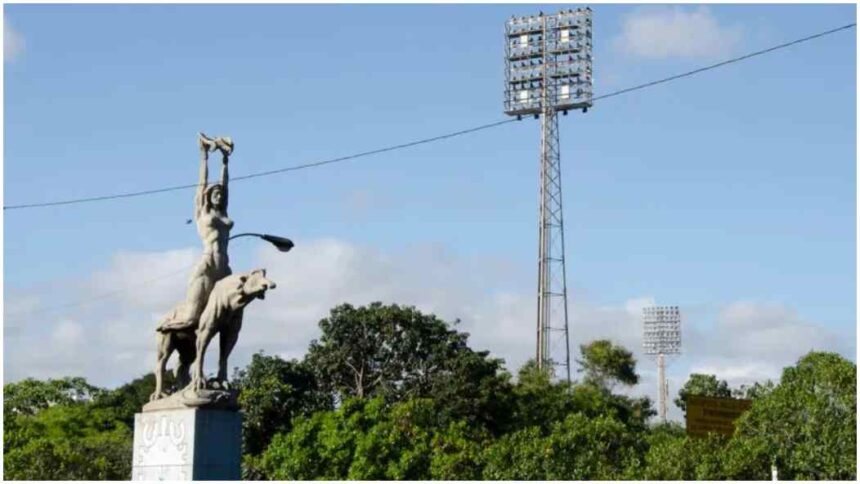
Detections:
686,395,752,437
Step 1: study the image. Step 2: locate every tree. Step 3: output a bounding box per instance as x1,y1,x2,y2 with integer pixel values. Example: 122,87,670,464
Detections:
674,373,732,413
4,428,132,480
258,397,384,480
232,352,332,457
724,351,856,480
4,399,132,480
733,380,776,400
641,423,729,480
576,340,638,390
91,372,174,429
258,396,489,480
429,420,488,480
304,303,513,433
4,377,102,417
508,357,653,435
508,360,575,432
482,412,645,480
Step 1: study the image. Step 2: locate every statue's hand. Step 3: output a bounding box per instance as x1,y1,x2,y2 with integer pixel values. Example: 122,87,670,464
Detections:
214,137,234,157
198,133,217,153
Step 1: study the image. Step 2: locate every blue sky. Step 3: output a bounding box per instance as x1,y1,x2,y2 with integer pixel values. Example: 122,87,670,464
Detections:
3,3,856,419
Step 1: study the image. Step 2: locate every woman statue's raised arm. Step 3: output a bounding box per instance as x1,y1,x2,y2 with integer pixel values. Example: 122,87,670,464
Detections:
196,133,215,220
216,138,233,211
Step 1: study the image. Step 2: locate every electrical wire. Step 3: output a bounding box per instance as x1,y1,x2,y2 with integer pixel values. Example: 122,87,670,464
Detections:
5,22,855,319
5,263,194,318
3,120,517,211
3,22,854,212
592,22,856,102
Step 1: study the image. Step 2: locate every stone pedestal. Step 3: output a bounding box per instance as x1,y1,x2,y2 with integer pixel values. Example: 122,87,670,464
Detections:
132,408,241,480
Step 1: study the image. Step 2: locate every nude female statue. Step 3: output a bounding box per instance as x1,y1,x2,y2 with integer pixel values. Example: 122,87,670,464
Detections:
158,133,235,333
150,134,236,400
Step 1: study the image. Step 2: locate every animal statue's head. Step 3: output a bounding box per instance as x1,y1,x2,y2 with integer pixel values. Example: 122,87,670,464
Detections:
235,269,276,306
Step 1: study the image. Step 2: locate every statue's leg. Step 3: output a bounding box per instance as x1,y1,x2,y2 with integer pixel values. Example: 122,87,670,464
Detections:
164,262,214,332
217,314,243,386
193,325,217,391
183,278,208,324
151,332,174,401
175,336,195,388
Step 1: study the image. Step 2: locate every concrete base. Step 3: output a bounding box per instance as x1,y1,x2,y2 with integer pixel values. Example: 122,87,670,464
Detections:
132,408,241,480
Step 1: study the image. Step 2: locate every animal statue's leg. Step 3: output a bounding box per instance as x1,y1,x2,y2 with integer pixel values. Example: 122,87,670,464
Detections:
151,332,175,401
174,337,195,388
192,325,217,391
217,313,243,387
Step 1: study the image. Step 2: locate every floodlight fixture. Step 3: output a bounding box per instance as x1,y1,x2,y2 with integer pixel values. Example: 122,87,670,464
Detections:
504,7,593,116
643,305,682,355
643,305,682,423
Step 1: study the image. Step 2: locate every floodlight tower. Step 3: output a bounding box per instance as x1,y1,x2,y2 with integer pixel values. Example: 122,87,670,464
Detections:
643,306,682,422
504,8,593,383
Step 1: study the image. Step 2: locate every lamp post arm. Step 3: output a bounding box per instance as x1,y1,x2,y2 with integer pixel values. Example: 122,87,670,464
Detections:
229,233,265,241
229,233,294,253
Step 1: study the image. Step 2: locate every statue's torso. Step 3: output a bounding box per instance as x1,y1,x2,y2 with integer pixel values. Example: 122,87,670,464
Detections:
197,211,233,270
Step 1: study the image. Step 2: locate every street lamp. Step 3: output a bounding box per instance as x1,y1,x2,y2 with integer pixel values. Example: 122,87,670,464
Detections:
229,233,294,252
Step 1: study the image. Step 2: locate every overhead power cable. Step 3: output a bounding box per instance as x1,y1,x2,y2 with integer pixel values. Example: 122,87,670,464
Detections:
592,22,856,102
3,120,516,211
4,21,854,212
5,263,194,318
4,21,855,320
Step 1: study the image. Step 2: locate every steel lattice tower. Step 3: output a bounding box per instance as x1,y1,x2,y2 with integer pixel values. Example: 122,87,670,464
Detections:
536,94,570,379
505,8,593,382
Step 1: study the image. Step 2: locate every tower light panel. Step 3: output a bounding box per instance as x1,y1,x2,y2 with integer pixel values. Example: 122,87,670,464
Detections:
505,8,593,116
643,306,682,356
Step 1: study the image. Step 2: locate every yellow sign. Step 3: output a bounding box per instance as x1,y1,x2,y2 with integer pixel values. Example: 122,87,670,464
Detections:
686,395,752,437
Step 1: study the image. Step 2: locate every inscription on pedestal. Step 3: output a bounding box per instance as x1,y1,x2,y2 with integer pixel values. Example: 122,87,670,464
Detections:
133,408,240,480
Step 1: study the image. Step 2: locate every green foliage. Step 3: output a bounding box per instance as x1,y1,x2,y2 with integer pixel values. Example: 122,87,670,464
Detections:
483,412,645,480
725,351,856,480
642,425,729,480
91,372,172,429
734,379,776,400
258,397,383,480
674,373,732,412
3,304,855,482
4,386,132,480
233,352,332,457
258,396,491,480
576,339,639,390
305,302,513,434
429,420,488,480
508,360,575,431
482,357,652,480
349,398,439,479
4,377,101,417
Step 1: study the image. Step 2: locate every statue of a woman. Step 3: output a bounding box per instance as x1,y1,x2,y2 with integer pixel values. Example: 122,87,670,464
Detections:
157,133,234,332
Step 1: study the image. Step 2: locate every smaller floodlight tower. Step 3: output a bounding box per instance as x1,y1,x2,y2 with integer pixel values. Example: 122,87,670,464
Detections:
504,8,593,383
643,306,682,422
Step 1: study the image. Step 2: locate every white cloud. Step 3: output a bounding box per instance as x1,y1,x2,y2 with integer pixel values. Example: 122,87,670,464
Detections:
614,7,743,60
88,248,198,311
4,19,25,62
686,301,851,386
3,239,853,425
342,189,377,219
52,319,84,346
